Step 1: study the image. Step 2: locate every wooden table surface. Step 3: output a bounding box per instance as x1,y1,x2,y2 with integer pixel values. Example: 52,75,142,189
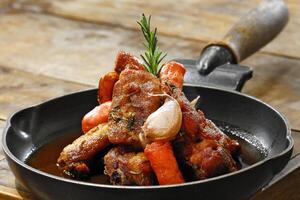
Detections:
0,0,300,199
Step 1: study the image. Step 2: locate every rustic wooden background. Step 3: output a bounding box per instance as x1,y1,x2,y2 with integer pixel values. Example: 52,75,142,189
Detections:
0,0,299,199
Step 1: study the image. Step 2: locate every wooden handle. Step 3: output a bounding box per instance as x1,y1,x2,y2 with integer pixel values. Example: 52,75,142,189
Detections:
221,0,289,62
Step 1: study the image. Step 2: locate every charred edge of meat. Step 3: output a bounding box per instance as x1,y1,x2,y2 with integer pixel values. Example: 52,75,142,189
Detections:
104,147,156,185
109,106,121,122
58,144,112,180
60,162,90,180
127,115,135,131
172,134,195,182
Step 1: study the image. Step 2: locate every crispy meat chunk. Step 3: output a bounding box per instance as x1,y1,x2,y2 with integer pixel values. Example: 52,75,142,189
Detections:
115,51,145,73
57,123,109,178
168,85,205,140
168,85,240,180
189,139,237,179
169,85,240,154
174,136,237,180
108,68,162,148
202,118,241,156
104,147,155,185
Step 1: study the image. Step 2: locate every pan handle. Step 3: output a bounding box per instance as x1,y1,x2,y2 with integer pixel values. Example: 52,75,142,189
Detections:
197,0,289,75
223,0,289,62
181,59,252,92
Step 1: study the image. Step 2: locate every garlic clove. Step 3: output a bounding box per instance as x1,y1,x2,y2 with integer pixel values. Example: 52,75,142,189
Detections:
141,98,182,143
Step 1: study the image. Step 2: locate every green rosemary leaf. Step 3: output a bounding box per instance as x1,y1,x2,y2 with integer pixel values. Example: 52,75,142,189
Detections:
137,14,166,76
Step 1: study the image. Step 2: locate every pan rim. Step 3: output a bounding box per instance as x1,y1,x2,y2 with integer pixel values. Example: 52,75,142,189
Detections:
1,84,294,190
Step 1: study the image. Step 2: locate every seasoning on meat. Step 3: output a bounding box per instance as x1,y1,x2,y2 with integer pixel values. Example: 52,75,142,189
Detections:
104,147,155,186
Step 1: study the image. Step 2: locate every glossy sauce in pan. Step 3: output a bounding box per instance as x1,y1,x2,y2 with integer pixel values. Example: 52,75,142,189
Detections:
26,121,268,185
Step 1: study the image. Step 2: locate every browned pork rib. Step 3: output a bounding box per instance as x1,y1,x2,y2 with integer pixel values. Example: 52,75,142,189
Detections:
174,135,238,180
201,118,241,156
57,123,109,178
107,68,162,148
104,147,155,185
167,85,240,180
169,85,240,154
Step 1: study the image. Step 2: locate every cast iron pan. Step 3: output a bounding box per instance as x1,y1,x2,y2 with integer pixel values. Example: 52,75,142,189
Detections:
2,86,293,200
1,1,294,200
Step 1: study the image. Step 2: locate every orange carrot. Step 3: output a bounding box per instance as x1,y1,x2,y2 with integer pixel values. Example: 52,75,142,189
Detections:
159,61,186,89
144,141,185,185
82,101,112,133
98,71,119,104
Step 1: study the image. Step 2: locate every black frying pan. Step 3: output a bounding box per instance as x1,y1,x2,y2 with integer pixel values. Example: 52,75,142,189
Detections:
2,86,293,200
1,0,294,199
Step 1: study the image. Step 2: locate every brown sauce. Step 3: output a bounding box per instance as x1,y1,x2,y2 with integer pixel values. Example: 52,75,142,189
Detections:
26,121,267,185
26,132,110,184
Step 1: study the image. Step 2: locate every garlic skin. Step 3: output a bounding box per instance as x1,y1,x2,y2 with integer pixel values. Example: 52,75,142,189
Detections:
141,98,182,143
190,96,200,108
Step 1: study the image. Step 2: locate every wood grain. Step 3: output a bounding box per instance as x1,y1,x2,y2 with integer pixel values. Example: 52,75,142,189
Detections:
0,120,5,160
0,65,89,120
292,130,300,156
0,12,201,86
0,12,299,131
0,120,22,199
0,0,12,10
0,185,24,200
251,165,300,200
12,0,300,59
0,158,15,190
0,119,28,200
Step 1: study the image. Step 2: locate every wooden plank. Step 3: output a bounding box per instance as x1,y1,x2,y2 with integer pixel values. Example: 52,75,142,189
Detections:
12,0,300,59
0,157,16,191
0,0,12,9
0,119,30,200
0,120,5,160
0,185,28,200
0,12,300,130
0,65,89,120
292,130,300,156
0,12,201,86
251,162,300,200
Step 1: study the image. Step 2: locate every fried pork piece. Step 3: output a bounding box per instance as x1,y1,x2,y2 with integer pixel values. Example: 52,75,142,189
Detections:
190,139,237,179
169,85,240,155
202,118,241,155
104,147,155,185
108,68,162,148
167,85,205,140
114,51,145,73
167,85,240,180
174,136,237,180
57,123,109,178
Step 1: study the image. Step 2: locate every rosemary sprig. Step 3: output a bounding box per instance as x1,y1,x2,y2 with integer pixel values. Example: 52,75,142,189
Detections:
137,14,167,76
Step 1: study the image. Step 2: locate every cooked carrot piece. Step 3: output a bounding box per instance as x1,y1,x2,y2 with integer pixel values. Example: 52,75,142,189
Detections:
98,71,119,104
144,141,185,185
159,61,186,89
82,101,112,133
114,51,145,73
